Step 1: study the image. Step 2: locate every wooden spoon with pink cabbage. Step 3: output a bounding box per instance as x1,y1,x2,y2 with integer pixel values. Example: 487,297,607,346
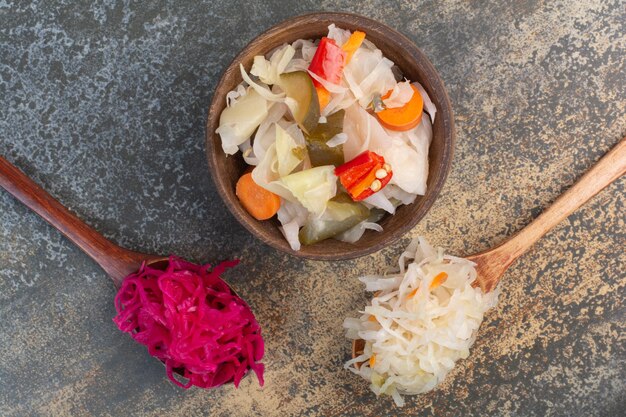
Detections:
0,155,265,388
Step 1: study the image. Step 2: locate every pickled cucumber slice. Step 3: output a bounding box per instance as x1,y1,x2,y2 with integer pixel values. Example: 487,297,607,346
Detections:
278,71,320,133
305,109,345,167
299,193,369,245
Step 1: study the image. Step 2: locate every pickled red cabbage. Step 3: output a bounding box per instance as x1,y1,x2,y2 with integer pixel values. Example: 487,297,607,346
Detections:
113,257,264,389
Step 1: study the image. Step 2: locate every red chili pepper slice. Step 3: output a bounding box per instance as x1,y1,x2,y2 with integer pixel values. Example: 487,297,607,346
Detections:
334,150,377,178
352,167,393,201
334,151,392,201
308,37,346,87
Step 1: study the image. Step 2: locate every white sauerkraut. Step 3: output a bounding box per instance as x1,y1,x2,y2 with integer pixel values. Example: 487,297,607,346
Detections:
343,237,498,406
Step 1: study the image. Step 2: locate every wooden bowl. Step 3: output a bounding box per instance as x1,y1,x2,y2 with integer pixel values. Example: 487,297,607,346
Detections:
206,12,455,260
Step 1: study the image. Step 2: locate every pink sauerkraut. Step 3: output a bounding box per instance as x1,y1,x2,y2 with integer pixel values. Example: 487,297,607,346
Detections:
113,256,264,389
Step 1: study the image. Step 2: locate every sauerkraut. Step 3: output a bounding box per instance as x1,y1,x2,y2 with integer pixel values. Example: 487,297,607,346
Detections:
344,237,498,406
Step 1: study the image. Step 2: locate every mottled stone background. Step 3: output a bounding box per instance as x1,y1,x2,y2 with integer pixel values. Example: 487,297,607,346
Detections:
0,1,624,416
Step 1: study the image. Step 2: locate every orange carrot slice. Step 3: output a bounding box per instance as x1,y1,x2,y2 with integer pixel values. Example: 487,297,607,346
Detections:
235,173,281,220
342,30,366,64
369,354,376,367
429,272,448,290
376,84,424,131
316,85,331,111
368,315,377,322
407,287,419,299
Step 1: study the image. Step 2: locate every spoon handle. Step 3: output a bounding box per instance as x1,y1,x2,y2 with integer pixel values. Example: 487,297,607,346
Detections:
0,155,146,286
500,136,626,263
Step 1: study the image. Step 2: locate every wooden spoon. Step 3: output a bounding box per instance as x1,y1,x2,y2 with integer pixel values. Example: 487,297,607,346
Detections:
0,155,168,288
1,156,257,382
469,136,625,293
352,136,626,361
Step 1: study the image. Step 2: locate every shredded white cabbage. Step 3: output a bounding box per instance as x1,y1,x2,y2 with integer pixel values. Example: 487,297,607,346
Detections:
280,166,337,216
239,138,255,164
343,48,396,107
251,44,295,85
284,59,308,72
217,88,268,155
280,220,301,251
363,192,395,214
344,237,499,406
250,120,307,201
412,111,433,147
413,82,436,122
250,102,288,165
382,80,414,109
307,70,348,94
277,199,309,251
275,124,304,177
326,132,348,147
226,84,247,107
334,220,383,243
239,64,285,102
327,24,351,46
322,90,356,118
382,184,417,206
251,142,295,202
291,39,317,61
382,136,428,195
384,115,431,196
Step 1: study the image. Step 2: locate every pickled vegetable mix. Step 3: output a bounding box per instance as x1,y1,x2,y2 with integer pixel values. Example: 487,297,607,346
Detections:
216,24,435,250
113,257,264,389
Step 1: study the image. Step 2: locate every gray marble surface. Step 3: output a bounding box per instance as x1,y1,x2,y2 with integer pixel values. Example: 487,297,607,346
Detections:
1,1,624,416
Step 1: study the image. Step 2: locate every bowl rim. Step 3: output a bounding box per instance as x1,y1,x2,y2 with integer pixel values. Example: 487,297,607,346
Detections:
205,11,455,261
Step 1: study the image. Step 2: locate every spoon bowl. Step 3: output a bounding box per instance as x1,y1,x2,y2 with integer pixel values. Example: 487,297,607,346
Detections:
0,156,254,382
